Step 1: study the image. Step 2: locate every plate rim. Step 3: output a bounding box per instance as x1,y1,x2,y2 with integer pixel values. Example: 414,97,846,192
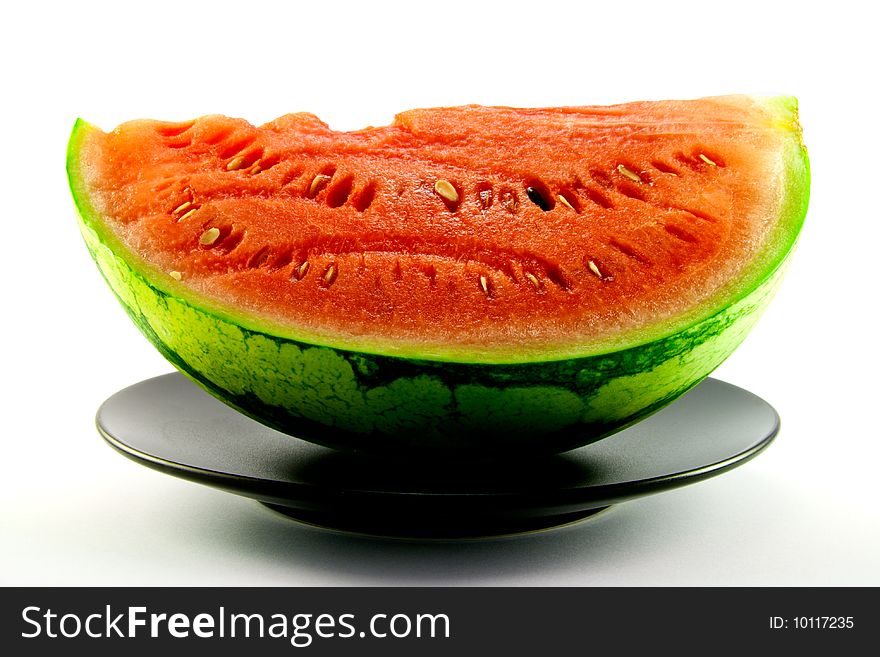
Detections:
96,373,779,515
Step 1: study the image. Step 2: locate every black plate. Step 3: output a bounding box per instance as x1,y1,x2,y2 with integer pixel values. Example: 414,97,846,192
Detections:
96,373,779,539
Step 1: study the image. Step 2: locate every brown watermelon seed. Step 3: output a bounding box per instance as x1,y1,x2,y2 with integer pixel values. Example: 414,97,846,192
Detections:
524,272,542,290
557,194,575,211
291,261,310,281
479,275,490,296
588,260,604,279
526,186,551,211
177,208,198,222
172,200,192,216
616,164,642,183
434,179,459,203
699,153,717,166
169,270,182,281
308,174,332,198
323,263,338,286
199,227,221,246
226,156,246,171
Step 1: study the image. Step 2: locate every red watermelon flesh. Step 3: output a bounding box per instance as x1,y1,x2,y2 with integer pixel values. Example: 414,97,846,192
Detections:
75,96,805,361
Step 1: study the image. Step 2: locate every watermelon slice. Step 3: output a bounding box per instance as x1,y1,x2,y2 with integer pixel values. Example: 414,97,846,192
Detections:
67,96,809,454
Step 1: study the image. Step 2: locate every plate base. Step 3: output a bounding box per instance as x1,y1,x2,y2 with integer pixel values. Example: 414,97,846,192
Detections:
261,503,610,539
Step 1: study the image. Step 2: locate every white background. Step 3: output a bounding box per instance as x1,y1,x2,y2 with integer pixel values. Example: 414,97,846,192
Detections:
1,0,878,585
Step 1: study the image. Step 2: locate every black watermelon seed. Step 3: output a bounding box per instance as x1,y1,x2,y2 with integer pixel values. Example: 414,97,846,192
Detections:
526,186,551,211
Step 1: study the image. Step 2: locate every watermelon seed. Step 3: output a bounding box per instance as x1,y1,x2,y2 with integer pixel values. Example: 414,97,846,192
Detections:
499,190,518,213
323,263,338,287
249,159,263,175
247,247,271,269
698,153,717,166
588,260,605,279
557,194,576,211
226,156,246,171
479,275,490,296
526,186,552,211
309,174,333,198
169,270,182,281
524,272,542,291
172,201,192,216
616,164,642,184
291,261,310,281
478,188,493,210
178,208,198,222
434,180,459,204
199,227,221,246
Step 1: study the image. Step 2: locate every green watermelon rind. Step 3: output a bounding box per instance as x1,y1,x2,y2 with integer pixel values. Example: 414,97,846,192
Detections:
67,100,809,453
